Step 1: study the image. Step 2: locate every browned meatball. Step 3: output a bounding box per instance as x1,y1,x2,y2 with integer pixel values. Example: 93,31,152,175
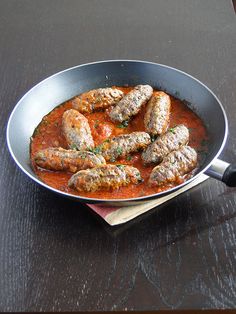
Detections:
68,164,142,192
142,124,189,164
148,145,198,187
34,147,106,172
144,91,171,135
72,87,124,113
96,132,151,162
109,85,153,122
62,109,94,150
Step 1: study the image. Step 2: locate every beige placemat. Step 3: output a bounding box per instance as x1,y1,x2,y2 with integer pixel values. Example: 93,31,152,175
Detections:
87,174,208,226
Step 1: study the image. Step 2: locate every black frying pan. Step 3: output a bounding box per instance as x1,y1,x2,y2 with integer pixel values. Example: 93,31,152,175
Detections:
6,60,236,206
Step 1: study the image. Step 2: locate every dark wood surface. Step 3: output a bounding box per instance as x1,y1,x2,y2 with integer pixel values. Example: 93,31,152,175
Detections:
0,0,236,311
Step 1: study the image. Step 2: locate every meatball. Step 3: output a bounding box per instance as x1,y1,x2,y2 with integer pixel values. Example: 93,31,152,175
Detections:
144,91,171,135
97,131,151,162
68,164,142,192
72,87,124,113
34,147,106,172
142,124,189,164
62,109,94,150
148,145,198,186
109,85,153,122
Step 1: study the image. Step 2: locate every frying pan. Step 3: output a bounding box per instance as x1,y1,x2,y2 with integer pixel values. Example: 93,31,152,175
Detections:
6,60,236,206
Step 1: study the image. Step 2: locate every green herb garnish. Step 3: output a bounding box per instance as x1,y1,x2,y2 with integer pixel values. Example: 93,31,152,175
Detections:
169,127,175,134
80,153,87,159
116,147,123,156
94,119,100,128
126,155,132,161
117,120,129,128
110,156,116,162
116,164,124,169
70,144,78,150
89,146,102,155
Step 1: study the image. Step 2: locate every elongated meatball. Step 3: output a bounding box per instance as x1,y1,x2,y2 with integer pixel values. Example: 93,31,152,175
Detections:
68,164,142,192
34,147,106,172
142,124,189,164
109,85,153,122
97,131,151,161
148,145,197,186
144,91,171,135
72,87,124,113
62,109,94,150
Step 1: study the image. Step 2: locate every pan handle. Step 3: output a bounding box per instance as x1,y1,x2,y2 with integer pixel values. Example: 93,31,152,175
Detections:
205,159,236,187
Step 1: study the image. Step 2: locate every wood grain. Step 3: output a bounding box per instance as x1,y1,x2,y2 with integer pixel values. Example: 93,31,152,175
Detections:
0,0,236,311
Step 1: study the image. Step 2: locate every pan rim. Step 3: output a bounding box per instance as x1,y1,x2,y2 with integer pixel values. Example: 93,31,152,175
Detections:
6,59,229,203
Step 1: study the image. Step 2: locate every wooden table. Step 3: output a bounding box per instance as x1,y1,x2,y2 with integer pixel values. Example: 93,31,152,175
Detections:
0,0,236,311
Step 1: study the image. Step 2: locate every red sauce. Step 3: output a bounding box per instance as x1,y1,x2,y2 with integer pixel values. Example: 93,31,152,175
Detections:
30,87,208,199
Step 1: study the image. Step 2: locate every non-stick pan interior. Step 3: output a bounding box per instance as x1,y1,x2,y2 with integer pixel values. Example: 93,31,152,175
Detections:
7,60,227,203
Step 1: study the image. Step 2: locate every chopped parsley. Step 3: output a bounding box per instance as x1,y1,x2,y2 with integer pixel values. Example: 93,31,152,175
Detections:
89,146,102,155
80,153,87,159
169,127,175,134
116,164,124,169
126,155,132,161
116,147,123,156
70,144,78,150
94,119,100,128
117,120,129,128
110,156,116,162
103,138,111,143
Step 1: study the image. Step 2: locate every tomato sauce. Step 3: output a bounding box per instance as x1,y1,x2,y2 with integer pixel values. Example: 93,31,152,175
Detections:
30,87,208,199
